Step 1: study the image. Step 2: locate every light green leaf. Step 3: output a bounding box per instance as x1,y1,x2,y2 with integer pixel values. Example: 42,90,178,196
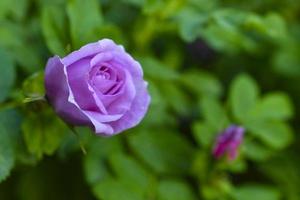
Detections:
41,5,68,56
250,92,293,120
67,0,103,48
229,74,259,122
0,0,28,20
0,48,15,103
128,130,194,174
160,83,189,114
0,21,42,73
200,97,228,130
157,179,197,200
193,122,217,148
176,8,207,42
84,136,123,185
93,178,142,200
109,153,155,197
139,57,179,81
22,71,45,99
242,139,273,161
181,70,222,98
247,121,293,149
22,108,67,159
233,184,280,200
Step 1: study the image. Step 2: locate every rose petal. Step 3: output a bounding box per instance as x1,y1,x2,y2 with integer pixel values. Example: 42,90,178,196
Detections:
110,80,150,134
44,56,89,125
67,58,108,114
62,39,123,66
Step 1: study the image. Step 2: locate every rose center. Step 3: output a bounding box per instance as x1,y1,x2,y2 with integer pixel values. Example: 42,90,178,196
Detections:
90,65,122,95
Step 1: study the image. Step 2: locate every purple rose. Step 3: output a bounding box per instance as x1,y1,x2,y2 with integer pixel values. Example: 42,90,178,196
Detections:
212,125,244,161
44,39,151,136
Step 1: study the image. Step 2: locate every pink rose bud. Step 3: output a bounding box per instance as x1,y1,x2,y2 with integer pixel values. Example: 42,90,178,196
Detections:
212,125,244,161
44,39,151,136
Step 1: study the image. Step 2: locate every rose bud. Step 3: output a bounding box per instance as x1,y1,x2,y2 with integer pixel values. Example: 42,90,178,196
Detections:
44,39,151,136
212,125,244,161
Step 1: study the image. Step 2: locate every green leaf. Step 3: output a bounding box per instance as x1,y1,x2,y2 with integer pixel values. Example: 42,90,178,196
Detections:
193,122,217,148
0,124,15,182
128,130,194,174
0,0,28,20
0,48,15,103
242,139,273,161
260,153,300,200
139,57,179,81
181,70,223,98
22,71,45,99
84,136,123,185
272,41,300,77
160,82,189,114
229,74,259,122
41,5,68,56
200,97,228,130
108,153,155,197
232,184,280,200
176,7,208,42
250,92,293,120
22,108,67,159
247,121,293,149
141,82,175,126
93,178,142,200
67,0,103,48
0,21,42,73
157,179,197,200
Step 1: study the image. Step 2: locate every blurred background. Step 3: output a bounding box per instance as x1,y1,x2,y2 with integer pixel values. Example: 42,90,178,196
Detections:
1,0,300,199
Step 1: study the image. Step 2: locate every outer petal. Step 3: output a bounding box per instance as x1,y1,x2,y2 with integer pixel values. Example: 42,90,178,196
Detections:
44,56,89,125
110,80,151,134
62,39,123,66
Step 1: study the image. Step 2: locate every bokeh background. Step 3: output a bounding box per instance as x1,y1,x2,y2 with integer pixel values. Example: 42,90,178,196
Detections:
1,0,300,199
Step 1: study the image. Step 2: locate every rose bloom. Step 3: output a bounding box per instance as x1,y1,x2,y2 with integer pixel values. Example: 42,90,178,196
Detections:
45,39,150,136
212,125,244,161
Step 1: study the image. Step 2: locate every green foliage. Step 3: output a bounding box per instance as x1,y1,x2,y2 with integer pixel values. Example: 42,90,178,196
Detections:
41,5,68,56
67,0,103,48
232,184,280,200
229,74,259,123
157,179,197,200
0,0,300,199
0,48,15,103
128,130,194,174
22,107,67,159
0,124,15,182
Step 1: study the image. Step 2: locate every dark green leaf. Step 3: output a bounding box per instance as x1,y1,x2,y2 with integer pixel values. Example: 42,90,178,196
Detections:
128,130,194,174
0,48,15,103
0,124,15,182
